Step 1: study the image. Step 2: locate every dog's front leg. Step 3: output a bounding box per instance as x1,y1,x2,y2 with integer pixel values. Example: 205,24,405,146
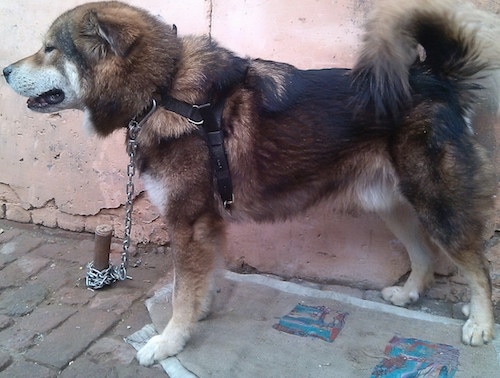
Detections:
136,271,211,366
137,214,222,366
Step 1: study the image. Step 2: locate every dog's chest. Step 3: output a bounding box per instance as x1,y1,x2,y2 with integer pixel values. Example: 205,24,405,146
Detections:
142,173,169,215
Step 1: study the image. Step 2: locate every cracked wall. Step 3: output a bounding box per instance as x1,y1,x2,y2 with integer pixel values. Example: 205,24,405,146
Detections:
0,0,499,286
0,0,210,244
0,0,367,243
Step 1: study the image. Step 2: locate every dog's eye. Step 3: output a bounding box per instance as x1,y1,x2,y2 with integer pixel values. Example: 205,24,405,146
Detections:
45,46,56,53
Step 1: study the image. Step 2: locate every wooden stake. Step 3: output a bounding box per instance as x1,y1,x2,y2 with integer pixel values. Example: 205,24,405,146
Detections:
93,224,113,271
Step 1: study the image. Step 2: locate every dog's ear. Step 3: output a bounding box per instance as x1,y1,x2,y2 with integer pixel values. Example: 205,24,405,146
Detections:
81,10,140,59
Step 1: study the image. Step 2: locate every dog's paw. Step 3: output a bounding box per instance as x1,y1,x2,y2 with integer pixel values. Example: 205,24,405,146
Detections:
136,334,185,366
136,335,164,366
462,317,493,346
381,286,420,307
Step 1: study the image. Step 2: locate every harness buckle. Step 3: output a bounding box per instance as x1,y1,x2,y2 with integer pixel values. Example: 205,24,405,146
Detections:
188,103,211,125
224,194,235,208
137,99,157,127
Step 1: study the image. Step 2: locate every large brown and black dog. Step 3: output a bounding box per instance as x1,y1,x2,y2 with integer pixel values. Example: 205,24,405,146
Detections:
3,0,500,366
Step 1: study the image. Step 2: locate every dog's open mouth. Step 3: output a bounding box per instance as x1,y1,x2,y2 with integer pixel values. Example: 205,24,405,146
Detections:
27,89,65,109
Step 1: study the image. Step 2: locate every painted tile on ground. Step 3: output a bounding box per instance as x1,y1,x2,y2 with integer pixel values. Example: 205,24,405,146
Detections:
273,303,348,342
371,336,459,377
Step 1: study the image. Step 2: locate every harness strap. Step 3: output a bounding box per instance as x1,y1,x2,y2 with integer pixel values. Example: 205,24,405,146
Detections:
159,95,208,125
199,101,234,208
159,93,234,208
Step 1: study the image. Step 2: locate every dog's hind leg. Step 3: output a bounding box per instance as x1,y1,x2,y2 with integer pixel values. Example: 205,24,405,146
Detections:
378,200,438,306
137,213,224,366
391,104,496,345
417,155,495,345
448,245,494,345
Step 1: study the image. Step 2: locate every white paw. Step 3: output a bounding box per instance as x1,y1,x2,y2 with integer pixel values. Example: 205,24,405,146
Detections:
136,333,185,366
462,317,493,346
136,335,163,366
382,286,420,307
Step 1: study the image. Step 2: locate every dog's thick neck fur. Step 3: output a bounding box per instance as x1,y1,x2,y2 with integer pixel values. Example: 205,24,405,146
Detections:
74,3,179,135
128,36,248,145
66,0,247,138
85,32,248,142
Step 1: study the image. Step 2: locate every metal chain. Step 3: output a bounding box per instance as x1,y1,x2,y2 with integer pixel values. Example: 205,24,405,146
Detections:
121,120,142,275
85,261,125,289
121,100,156,271
85,100,156,290
85,119,141,289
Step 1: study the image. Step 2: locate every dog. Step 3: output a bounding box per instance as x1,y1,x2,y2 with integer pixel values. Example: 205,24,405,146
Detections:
3,0,500,366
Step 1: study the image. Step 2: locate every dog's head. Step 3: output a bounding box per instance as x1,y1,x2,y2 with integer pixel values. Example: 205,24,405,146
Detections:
3,1,180,136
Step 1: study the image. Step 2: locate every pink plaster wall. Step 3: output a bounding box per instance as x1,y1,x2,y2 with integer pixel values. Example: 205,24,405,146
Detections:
0,1,498,289
0,0,211,241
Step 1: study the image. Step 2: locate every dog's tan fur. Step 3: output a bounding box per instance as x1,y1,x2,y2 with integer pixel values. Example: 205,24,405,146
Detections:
3,0,500,366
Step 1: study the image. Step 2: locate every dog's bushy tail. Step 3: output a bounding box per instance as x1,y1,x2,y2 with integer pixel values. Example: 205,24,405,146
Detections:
351,0,500,120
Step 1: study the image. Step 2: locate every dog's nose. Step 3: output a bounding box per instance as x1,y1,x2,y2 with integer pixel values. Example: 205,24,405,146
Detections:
3,66,12,82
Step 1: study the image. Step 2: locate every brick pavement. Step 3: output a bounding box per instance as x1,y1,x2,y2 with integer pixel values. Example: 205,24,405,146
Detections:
0,219,498,376
0,220,171,376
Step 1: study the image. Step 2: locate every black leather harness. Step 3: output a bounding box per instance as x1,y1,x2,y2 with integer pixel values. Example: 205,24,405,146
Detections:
158,94,234,209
